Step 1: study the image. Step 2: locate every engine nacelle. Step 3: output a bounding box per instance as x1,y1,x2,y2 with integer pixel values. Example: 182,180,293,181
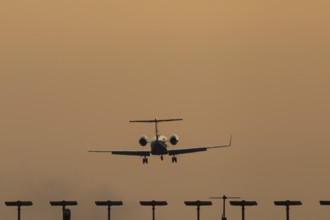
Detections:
139,135,148,147
169,134,179,145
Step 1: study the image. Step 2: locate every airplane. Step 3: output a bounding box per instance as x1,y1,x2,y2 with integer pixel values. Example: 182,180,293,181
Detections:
88,118,232,164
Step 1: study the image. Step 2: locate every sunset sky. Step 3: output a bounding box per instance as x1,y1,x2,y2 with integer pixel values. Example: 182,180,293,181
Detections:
1,0,330,219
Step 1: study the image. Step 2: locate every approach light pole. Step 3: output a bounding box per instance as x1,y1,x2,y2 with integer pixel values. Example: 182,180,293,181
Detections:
230,200,257,220
274,200,302,220
95,200,123,220
50,200,78,220
5,201,33,220
210,195,240,220
184,200,212,220
140,200,168,220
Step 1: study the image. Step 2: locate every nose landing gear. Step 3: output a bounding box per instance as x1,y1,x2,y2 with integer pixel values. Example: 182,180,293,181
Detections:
142,157,148,164
171,156,177,163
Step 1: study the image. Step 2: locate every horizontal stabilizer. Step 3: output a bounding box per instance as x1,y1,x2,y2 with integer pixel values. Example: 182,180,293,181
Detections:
129,118,183,123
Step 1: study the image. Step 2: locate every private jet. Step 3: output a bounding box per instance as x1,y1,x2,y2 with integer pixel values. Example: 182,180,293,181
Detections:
88,118,231,164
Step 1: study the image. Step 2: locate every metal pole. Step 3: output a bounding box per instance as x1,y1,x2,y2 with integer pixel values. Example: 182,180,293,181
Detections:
62,205,65,220
242,205,245,220
140,200,167,220
185,201,212,220
197,205,201,220
223,197,226,219
17,205,21,220
108,205,111,220
274,200,301,220
210,195,240,220
5,201,33,220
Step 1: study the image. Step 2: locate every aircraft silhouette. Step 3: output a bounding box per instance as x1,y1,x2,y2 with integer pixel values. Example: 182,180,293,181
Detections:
88,118,231,164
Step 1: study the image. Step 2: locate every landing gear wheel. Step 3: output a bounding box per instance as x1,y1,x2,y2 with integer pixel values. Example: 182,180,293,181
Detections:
142,157,148,164
171,156,177,163
160,155,164,161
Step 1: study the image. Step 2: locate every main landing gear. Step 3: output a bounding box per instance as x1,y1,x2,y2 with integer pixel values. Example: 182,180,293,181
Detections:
142,157,148,164
142,156,177,164
171,156,177,163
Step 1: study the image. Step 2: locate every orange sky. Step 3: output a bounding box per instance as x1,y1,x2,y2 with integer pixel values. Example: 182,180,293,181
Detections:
1,0,330,219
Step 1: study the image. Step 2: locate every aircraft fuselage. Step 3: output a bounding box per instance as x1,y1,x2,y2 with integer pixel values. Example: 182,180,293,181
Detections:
150,139,168,155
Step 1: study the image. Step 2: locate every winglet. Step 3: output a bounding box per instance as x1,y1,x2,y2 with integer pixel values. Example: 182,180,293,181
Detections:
85,142,92,152
229,135,232,147
86,147,95,152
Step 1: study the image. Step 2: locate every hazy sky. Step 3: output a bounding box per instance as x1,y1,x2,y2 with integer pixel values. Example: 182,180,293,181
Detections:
1,0,330,219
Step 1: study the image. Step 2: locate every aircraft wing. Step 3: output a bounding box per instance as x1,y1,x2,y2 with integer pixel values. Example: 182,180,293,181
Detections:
168,148,207,155
168,136,232,155
88,149,150,156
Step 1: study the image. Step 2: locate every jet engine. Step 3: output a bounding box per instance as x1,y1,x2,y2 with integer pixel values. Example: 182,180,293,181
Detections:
169,134,179,145
139,135,148,146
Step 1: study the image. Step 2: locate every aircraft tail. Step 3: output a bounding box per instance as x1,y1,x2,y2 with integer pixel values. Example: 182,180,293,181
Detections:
129,118,183,140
